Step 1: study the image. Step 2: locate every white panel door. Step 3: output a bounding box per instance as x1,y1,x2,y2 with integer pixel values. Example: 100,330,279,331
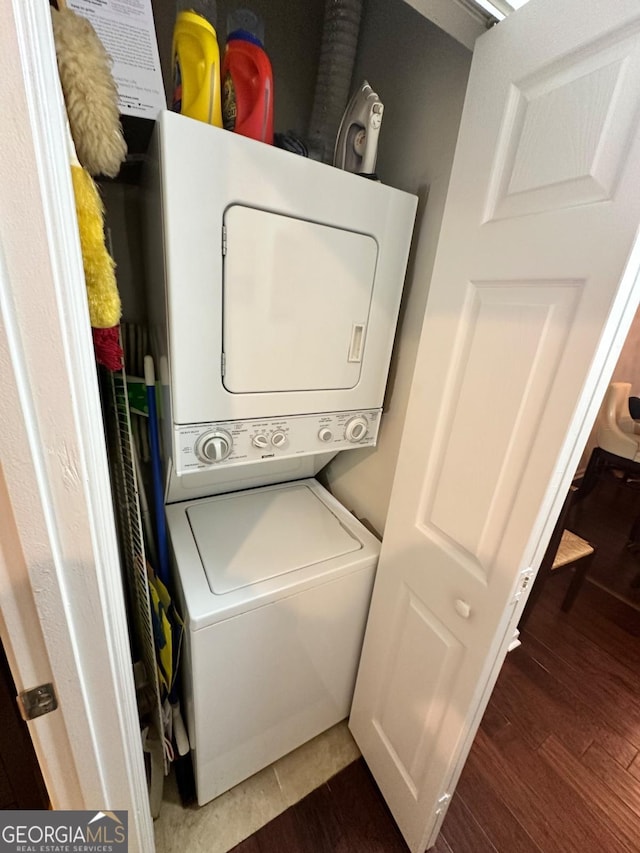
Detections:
351,1,640,850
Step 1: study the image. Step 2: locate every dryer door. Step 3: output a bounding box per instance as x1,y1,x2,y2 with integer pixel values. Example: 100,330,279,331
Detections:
223,205,378,393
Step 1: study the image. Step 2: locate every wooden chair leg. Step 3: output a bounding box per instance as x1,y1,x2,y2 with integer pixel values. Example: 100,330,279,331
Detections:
629,514,640,549
518,572,547,629
519,487,577,629
561,550,596,612
575,447,605,502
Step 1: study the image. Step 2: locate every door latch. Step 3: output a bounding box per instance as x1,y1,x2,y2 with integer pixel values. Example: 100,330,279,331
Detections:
512,568,534,604
17,683,58,721
435,792,451,816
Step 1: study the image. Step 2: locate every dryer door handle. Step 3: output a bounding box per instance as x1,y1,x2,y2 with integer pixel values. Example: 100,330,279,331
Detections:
348,324,365,363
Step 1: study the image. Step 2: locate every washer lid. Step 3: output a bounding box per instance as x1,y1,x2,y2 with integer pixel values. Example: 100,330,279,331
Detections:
186,483,362,594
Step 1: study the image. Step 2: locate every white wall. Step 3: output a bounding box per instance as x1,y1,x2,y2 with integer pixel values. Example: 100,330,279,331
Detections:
320,0,472,535
611,302,640,392
577,302,640,472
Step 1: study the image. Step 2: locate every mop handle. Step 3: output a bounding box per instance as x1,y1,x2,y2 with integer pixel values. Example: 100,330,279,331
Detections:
145,356,170,586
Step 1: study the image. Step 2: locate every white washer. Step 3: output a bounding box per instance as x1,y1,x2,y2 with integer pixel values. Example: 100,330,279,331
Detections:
166,479,380,806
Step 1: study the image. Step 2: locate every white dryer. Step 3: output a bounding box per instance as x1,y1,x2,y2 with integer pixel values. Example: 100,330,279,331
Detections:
166,479,380,806
144,111,417,806
145,111,417,502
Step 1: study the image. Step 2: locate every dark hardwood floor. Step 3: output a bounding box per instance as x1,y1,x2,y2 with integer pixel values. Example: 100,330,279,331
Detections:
233,473,640,852
0,642,48,810
232,759,408,853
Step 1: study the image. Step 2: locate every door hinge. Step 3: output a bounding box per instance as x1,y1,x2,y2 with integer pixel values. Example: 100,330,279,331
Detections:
435,792,451,816
17,683,58,721
221,352,226,377
222,224,227,256
512,567,534,604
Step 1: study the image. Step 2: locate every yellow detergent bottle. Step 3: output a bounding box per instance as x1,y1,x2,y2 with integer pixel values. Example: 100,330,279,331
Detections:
172,1,222,127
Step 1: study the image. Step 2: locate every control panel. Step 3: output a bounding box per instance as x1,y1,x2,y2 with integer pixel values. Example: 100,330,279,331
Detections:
174,410,381,475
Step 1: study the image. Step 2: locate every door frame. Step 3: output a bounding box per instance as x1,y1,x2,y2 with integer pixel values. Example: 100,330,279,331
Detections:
3,0,638,851
1,2,153,849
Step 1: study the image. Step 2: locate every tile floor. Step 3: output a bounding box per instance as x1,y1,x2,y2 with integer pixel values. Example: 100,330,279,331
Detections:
153,721,361,853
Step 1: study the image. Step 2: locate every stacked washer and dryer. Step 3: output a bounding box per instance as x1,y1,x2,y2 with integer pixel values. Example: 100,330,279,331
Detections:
145,111,417,806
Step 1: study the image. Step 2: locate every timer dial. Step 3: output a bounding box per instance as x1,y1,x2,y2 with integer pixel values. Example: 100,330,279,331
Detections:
196,430,232,463
344,416,368,443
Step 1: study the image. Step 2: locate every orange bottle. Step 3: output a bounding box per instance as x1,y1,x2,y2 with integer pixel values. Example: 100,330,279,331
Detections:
222,12,273,144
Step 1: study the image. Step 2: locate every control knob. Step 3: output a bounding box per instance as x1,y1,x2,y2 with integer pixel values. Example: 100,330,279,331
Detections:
196,430,232,463
252,434,269,448
344,416,368,443
318,428,333,442
271,430,288,448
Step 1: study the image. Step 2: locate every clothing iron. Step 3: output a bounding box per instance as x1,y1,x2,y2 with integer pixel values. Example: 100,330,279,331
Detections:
334,81,383,176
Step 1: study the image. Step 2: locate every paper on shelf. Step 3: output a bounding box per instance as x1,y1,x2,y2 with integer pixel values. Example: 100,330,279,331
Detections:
67,0,166,119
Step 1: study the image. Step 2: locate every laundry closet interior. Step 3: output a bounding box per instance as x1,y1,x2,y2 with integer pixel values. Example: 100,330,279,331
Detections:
94,0,480,841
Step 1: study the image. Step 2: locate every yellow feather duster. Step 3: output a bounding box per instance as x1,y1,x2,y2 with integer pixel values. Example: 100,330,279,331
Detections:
70,165,121,329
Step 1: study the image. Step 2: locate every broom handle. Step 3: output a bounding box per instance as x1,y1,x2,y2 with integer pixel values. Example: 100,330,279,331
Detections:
145,356,170,587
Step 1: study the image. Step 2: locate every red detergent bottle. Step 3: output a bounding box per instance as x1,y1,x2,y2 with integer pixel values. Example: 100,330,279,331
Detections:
222,9,274,144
